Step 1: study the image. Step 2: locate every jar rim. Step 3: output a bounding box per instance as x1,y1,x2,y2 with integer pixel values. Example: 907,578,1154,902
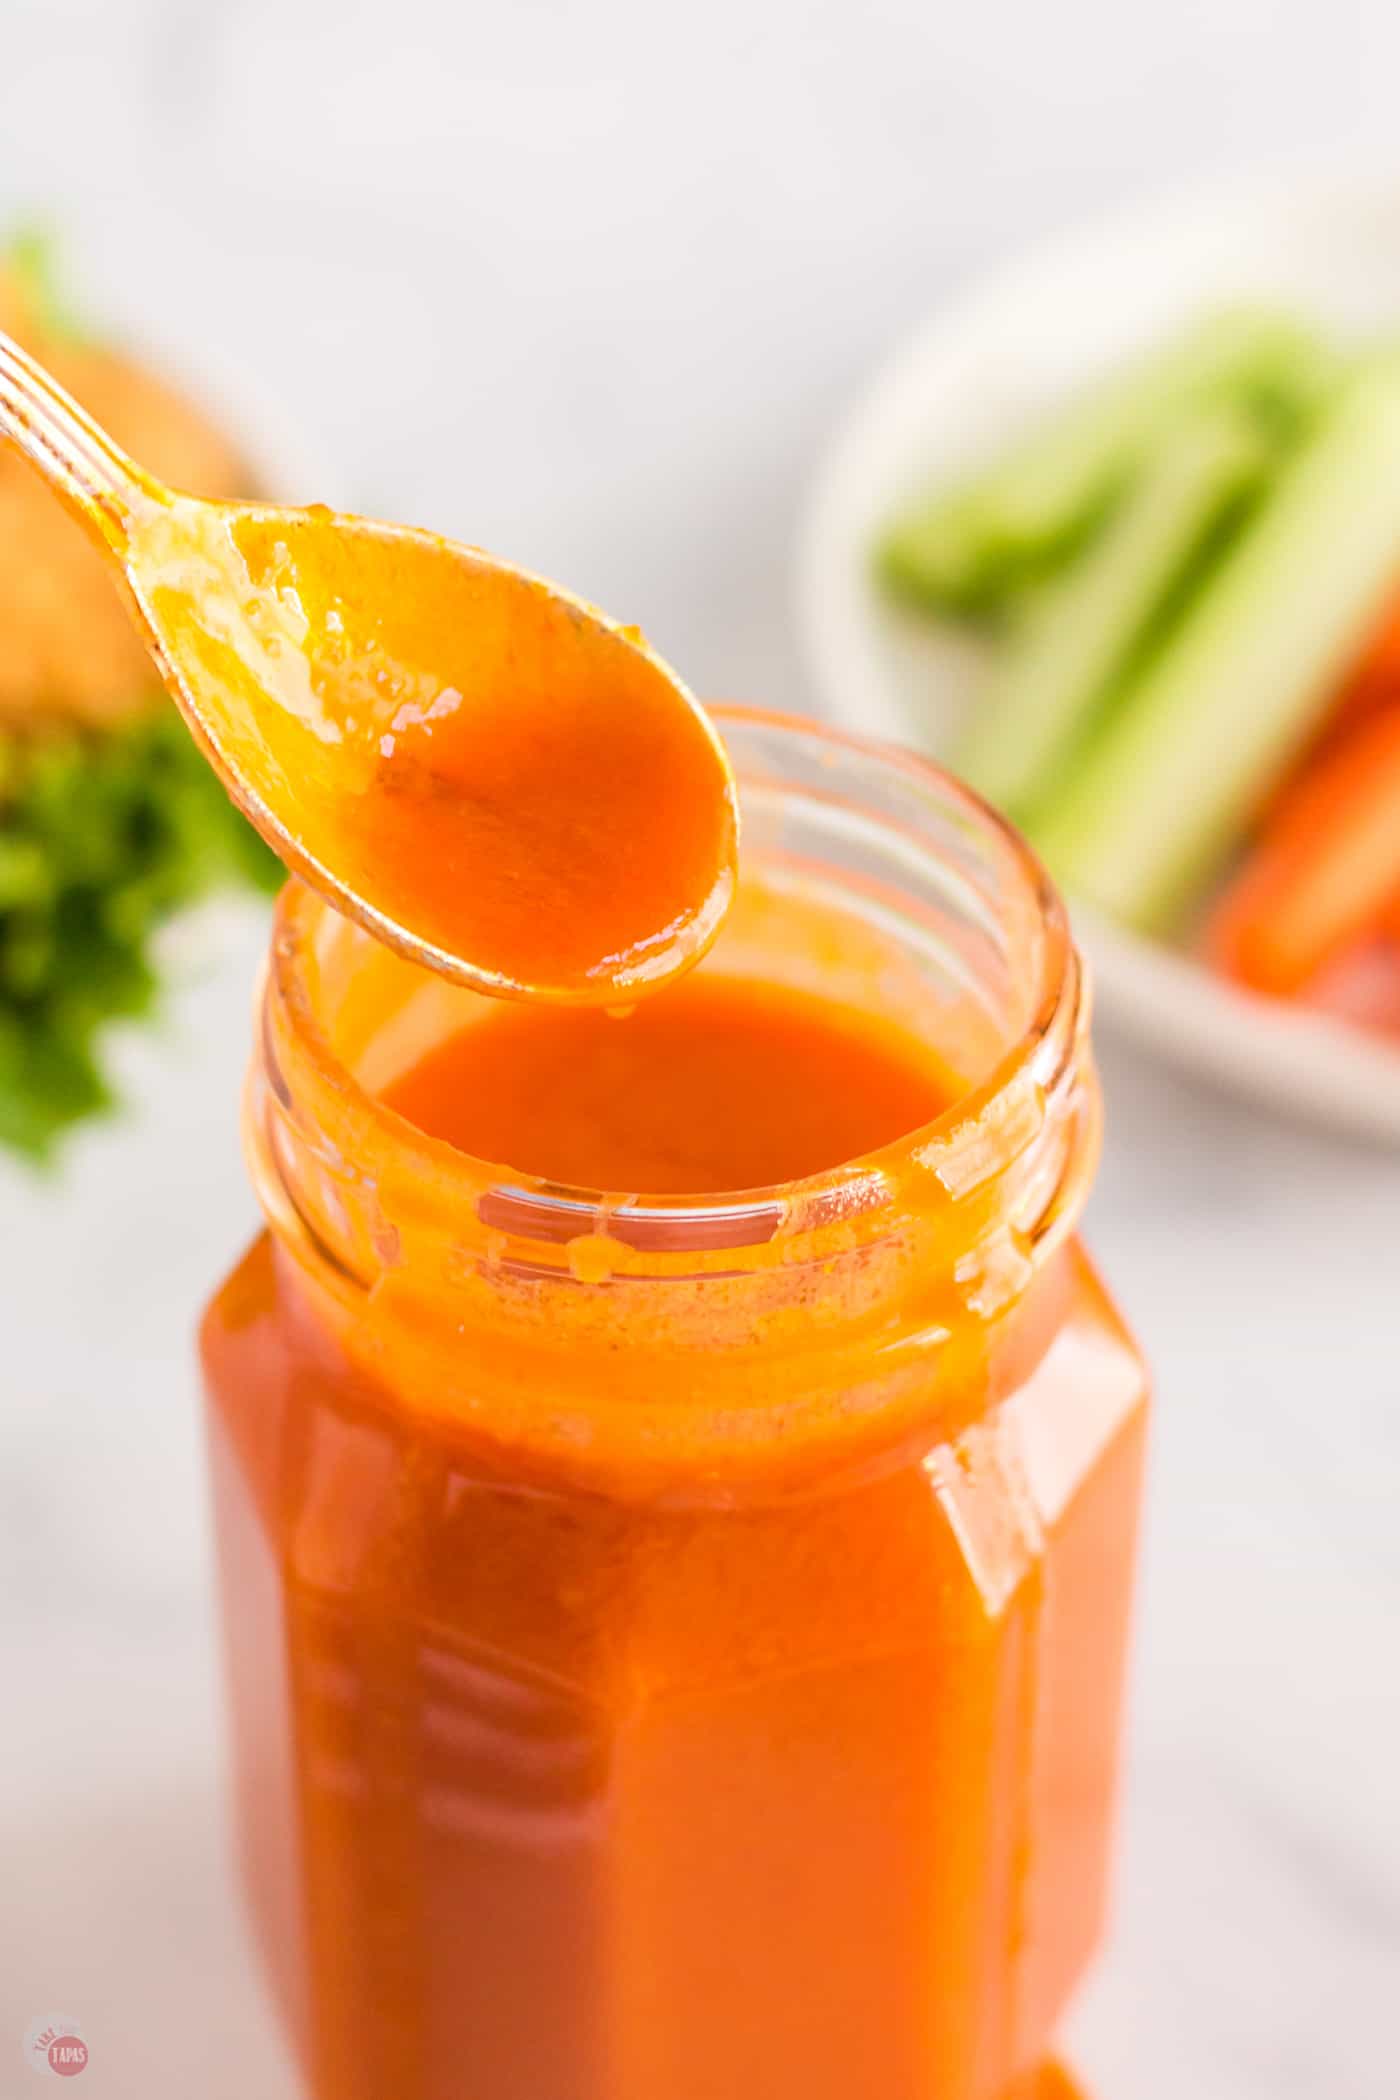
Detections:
251,705,1098,1485
260,707,1085,1262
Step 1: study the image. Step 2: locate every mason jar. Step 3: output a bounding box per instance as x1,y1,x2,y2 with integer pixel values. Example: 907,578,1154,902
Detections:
202,709,1147,2100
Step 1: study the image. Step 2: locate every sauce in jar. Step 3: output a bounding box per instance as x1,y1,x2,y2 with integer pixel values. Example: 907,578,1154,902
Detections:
384,973,954,1193
202,711,1147,2100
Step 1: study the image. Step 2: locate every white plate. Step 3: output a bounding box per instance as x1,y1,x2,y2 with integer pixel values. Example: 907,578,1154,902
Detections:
797,164,1400,1142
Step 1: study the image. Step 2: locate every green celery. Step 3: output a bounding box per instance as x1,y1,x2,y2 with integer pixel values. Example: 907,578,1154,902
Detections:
876,307,1336,619
1031,357,1400,931
955,406,1273,813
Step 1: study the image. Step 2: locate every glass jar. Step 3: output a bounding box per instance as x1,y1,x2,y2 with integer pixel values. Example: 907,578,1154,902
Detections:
202,709,1148,2100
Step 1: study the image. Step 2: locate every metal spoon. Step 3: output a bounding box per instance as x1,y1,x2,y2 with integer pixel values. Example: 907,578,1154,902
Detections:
0,327,738,1004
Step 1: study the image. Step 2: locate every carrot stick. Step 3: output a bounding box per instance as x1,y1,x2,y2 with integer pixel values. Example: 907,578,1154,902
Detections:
1206,704,1400,996
1329,584,1400,731
1260,581,1400,825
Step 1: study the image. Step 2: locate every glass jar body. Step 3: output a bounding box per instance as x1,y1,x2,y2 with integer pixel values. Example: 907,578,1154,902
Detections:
201,711,1148,2100
204,1234,1144,2100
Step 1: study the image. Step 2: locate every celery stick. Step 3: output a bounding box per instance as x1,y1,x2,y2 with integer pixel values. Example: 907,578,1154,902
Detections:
877,308,1335,618
955,408,1273,813
1031,358,1400,932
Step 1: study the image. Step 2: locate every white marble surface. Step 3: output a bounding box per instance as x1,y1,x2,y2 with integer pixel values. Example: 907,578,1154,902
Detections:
3,4,1399,2095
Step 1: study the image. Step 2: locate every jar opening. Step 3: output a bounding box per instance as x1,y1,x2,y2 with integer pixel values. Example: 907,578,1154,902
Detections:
245,709,1099,1483
255,708,1089,1277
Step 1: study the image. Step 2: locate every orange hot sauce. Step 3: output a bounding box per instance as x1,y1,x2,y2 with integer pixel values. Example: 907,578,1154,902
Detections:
384,975,955,1194
133,503,737,999
201,711,1146,2100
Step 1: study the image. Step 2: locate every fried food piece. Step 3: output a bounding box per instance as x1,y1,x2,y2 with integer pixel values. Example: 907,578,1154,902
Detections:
0,267,251,728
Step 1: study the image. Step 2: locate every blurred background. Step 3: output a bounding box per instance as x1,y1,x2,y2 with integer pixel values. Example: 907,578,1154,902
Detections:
3,3,1399,2096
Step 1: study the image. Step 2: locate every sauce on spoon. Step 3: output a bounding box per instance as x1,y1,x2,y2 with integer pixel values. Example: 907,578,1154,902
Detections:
0,330,739,1002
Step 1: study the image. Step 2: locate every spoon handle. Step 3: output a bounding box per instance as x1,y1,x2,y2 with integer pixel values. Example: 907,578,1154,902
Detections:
0,326,166,559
